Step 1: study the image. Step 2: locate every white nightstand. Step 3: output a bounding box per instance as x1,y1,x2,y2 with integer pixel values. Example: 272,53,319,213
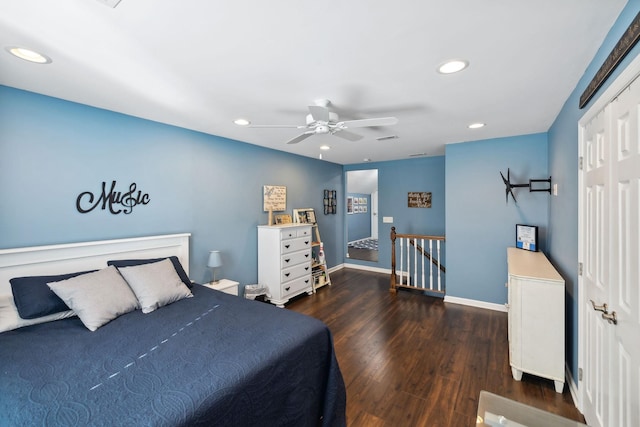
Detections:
202,279,239,296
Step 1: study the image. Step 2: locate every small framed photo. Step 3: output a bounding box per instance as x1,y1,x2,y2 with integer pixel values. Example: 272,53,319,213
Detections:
274,214,292,225
306,209,316,224
293,208,316,224
516,224,538,251
347,197,354,214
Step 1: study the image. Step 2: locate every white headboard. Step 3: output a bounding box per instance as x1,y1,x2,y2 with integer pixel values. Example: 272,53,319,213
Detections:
0,233,191,298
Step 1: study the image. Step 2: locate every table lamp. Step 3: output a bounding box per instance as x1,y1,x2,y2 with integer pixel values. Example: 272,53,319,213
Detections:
207,250,222,283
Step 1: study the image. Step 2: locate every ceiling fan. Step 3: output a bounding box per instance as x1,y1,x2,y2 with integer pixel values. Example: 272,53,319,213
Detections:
250,99,398,144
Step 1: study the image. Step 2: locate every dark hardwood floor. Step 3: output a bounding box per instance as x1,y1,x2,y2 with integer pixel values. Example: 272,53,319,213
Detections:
287,268,585,427
347,247,378,262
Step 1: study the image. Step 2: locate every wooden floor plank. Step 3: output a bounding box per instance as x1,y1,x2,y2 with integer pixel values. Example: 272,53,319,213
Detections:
287,268,585,427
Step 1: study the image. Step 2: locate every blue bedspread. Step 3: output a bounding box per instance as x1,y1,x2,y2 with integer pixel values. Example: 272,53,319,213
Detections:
0,286,346,426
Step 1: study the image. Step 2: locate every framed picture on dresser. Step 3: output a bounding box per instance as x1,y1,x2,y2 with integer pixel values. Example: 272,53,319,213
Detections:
516,224,538,251
293,208,316,225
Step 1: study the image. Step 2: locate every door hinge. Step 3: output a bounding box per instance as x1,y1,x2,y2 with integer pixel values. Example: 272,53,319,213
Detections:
579,156,584,170
579,367,583,381
578,262,583,276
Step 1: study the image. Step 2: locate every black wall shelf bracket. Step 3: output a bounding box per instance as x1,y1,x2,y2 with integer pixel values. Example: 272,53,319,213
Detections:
500,168,552,204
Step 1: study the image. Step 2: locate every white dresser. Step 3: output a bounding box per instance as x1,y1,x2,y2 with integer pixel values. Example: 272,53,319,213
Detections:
258,224,313,307
507,247,565,393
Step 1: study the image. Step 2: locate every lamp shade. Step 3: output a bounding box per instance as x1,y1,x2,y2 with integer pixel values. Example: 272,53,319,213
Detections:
207,250,222,268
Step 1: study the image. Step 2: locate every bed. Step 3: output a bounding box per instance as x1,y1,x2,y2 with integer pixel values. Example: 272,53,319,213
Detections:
0,234,346,426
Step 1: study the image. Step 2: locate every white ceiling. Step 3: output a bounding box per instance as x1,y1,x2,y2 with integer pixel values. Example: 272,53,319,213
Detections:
0,0,628,165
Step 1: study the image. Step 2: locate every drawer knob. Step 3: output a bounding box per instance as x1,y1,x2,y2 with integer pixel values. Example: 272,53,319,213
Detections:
305,267,309,271
285,273,290,277
304,241,310,245
304,279,309,284
284,258,290,263
284,244,290,249
285,286,291,291
305,254,309,258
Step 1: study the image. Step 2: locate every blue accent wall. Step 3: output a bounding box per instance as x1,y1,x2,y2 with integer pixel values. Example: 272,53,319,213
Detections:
548,0,640,380
344,156,446,269
0,86,344,293
445,133,549,304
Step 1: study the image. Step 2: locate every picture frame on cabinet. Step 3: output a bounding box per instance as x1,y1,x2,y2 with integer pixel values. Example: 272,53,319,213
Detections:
516,224,538,251
293,208,316,224
274,214,292,225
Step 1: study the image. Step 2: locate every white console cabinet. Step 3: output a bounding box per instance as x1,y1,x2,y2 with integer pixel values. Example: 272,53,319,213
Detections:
507,247,565,393
258,224,313,307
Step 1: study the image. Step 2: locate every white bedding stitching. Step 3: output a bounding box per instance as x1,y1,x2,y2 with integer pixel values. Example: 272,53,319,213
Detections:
89,304,220,391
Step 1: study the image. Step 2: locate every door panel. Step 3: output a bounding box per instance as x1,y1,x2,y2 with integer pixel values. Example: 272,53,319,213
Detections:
581,109,610,427
609,81,640,427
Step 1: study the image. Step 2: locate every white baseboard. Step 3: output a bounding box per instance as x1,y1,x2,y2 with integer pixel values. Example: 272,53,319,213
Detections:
565,363,582,413
327,264,345,274
342,263,391,274
443,295,508,312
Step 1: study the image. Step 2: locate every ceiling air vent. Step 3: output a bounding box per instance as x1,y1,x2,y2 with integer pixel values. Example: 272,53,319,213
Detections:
376,135,399,141
409,153,428,157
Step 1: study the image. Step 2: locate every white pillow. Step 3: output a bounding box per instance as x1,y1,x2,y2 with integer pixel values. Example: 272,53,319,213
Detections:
117,258,192,314
0,294,75,333
47,266,138,331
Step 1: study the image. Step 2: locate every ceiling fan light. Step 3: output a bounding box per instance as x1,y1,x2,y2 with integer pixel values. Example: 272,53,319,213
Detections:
6,46,51,64
437,59,468,74
233,118,251,126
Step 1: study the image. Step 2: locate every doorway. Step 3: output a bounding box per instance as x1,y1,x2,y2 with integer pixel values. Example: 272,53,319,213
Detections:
346,169,378,262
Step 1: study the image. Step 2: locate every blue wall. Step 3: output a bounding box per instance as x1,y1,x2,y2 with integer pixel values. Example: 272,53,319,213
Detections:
0,86,344,293
446,133,549,304
548,0,640,380
344,156,446,269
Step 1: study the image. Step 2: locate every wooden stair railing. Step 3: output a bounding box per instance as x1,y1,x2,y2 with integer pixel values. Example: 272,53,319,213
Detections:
390,226,446,294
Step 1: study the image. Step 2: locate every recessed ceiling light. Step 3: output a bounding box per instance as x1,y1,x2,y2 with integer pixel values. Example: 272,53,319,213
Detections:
233,118,251,126
6,47,51,64
320,145,331,151
437,59,468,74
468,122,486,129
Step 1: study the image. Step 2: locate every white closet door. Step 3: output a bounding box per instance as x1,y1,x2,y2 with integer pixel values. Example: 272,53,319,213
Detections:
579,64,640,427
580,107,610,427
608,79,640,427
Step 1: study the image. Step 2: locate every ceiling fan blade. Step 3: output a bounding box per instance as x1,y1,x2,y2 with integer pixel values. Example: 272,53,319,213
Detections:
308,105,330,122
249,124,304,128
339,117,398,128
286,132,314,145
333,130,363,142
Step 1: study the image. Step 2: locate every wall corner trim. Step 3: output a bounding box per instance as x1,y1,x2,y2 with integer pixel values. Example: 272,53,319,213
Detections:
443,295,508,312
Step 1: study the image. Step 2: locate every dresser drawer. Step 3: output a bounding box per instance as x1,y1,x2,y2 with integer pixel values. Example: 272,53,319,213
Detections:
280,229,298,240
296,228,312,238
281,237,311,254
281,262,311,282
281,250,311,268
281,275,312,298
